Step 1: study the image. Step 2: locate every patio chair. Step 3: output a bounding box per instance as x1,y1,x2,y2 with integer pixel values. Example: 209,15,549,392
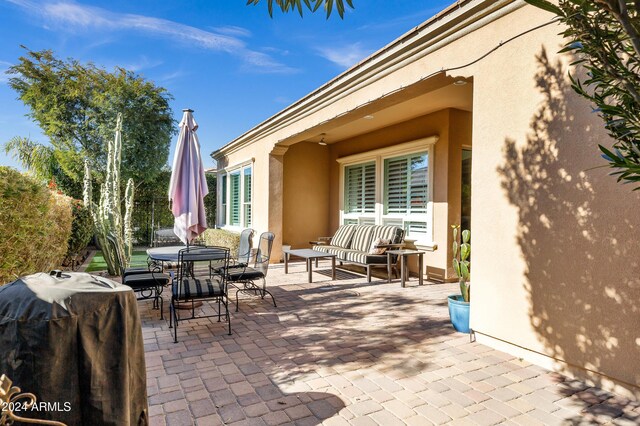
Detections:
152,227,181,247
212,228,254,275
170,245,231,342
226,232,276,312
107,235,171,319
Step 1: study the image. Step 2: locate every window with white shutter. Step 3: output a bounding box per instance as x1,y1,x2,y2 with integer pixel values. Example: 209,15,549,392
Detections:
229,171,241,226
218,163,253,229
343,162,375,224
338,138,435,244
243,167,252,226
383,152,428,238
220,174,227,226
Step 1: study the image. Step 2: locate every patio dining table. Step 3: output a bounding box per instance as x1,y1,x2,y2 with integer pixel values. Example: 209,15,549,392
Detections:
147,245,187,264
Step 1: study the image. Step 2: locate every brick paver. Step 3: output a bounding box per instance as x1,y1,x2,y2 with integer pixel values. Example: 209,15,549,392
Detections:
131,260,639,425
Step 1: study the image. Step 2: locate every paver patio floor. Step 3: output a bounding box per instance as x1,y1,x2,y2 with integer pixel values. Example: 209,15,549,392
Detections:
139,260,639,425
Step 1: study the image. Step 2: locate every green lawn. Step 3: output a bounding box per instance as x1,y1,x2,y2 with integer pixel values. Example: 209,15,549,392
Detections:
85,250,149,272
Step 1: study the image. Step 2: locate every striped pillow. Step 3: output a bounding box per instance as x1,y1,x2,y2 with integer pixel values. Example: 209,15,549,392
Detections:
350,226,375,252
331,225,356,248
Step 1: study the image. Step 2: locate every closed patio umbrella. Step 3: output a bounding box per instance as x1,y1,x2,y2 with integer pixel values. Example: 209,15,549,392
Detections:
168,109,209,245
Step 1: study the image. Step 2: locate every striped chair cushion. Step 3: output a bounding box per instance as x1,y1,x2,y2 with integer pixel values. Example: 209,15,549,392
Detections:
326,247,349,258
371,225,404,244
330,225,357,248
313,245,331,254
345,250,388,265
313,245,349,258
349,226,375,252
174,277,225,300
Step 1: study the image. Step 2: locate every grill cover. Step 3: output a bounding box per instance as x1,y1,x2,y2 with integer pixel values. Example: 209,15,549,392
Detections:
0,272,148,425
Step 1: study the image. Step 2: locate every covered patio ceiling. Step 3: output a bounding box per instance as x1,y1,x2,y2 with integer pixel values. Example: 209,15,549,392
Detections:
276,73,474,148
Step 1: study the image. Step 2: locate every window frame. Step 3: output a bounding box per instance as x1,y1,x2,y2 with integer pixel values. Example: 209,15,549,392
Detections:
337,137,437,245
343,161,377,225
217,160,253,230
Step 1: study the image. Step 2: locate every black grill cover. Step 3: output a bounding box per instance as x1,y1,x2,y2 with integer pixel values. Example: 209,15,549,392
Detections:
0,272,148,425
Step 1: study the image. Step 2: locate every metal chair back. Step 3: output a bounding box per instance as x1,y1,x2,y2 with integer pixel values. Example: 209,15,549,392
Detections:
177,245,230,288
238,228,254,264
253,232,275,277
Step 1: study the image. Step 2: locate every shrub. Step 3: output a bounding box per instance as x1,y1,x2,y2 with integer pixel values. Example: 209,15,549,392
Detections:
66,199,93,258
202,228,240,258
0,167,73,284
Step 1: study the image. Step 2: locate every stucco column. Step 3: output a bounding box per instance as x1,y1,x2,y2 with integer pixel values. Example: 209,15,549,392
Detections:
269,145,288,262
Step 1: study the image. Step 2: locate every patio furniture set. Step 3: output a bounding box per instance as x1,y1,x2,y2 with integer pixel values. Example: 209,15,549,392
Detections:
111,229,276,342
285,224,434,287
113,224,431,342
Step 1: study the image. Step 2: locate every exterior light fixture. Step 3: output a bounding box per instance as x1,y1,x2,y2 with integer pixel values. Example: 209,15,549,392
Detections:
453,79,467,86
318,133,327,146
363,115,374,120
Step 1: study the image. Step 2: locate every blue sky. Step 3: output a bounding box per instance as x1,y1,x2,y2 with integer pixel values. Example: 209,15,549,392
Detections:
0,0,452,170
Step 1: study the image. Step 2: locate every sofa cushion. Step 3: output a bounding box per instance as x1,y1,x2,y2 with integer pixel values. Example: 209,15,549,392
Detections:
345,250,388,265
371,225,404,244
331,224,357,248
349,225,375,252
313,245,350,259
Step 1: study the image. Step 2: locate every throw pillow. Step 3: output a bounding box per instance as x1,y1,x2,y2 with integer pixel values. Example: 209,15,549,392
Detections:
369,238,391,255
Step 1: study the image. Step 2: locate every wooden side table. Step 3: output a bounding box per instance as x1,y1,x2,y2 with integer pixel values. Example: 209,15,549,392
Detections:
386,249,425,287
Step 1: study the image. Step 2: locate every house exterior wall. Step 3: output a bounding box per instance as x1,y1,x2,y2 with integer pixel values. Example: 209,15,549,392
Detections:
216,140,275,247
282,142,331,250
465,4,640,399
215,0,640,398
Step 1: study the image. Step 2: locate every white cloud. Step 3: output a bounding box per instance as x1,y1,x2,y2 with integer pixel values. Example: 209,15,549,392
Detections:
316,42,373,68
123,56,163,73
0,60,13,83
212,26,252,38
5,0,296,73
158,69,189,84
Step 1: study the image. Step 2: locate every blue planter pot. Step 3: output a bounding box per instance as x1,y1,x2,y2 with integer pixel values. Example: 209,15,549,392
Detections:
448,294,470,333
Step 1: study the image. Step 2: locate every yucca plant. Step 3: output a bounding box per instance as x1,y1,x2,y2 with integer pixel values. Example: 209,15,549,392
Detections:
83,113,135,275
452,225,470,302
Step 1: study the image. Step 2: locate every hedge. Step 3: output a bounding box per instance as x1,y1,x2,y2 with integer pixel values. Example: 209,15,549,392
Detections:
202,228,240,258
0,167,73,284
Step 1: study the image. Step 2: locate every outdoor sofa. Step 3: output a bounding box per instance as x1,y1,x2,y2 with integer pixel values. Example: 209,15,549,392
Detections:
312,224,405,282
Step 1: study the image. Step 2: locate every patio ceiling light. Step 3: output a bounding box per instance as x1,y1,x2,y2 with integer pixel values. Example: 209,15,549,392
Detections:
363,115,374,120
453,79,468,86
318,133,327,146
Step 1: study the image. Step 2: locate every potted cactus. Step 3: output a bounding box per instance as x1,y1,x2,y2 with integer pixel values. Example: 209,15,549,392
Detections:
448,225,471,333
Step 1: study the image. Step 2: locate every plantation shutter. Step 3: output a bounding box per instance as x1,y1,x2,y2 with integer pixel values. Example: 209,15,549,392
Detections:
384,152,428,214
243,167,252,226
344,162,375,214
230,172,240,226
409,154,428,214
221,174,227,225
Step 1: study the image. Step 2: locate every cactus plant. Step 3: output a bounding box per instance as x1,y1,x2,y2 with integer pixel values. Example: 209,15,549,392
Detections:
83,113,135,275
452,225,470,302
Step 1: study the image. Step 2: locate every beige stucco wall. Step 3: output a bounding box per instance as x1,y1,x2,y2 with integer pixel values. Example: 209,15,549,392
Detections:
216,0,640,398
216,139,278,247
282,142,331,249
466,4,640,399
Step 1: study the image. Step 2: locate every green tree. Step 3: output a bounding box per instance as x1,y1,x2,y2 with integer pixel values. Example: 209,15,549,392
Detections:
526,1,640,187
4,48,175,196
248,0,353,18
